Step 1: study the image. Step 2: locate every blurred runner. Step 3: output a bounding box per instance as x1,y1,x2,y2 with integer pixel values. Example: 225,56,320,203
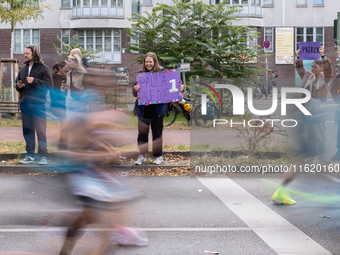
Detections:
271,46,333,205
54,69,154,254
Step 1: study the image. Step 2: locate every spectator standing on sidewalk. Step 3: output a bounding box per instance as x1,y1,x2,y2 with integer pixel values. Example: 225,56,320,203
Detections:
50,60,69,150
65,54,88,116
70,48,90,68
132,52,184,165
15,44,53,165
133,52,168,165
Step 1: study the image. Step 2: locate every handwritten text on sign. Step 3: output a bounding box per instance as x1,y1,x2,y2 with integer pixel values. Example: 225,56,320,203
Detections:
298,42,321,61
136,69,182,105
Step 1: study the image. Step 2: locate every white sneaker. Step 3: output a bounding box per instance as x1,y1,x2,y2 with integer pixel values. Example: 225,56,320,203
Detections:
19,156,34,164
113,225,149,246
153,156,163,165
135,155,146,165
38,156,48,165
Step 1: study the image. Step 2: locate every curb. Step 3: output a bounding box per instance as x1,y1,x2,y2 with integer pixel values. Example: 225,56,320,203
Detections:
0,150,282,162
0,150,284,174
0,164,189,174
0,151,190,162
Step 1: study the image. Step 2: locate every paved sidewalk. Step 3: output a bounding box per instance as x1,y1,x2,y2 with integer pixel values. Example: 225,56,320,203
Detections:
0,127,283,149
0,127,191,147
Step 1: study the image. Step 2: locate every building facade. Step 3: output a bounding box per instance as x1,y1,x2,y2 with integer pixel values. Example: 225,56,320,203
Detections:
0,0,339,87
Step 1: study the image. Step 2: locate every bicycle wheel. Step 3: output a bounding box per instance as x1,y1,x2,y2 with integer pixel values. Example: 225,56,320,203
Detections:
268,83,281,100
163,104,178,127
252,84,263,100
177,103,191,126
193,103,220,128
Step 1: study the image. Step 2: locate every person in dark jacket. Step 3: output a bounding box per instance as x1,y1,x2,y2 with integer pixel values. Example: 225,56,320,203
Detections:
133,52,168,165
15,44,53,165
50,60,69,150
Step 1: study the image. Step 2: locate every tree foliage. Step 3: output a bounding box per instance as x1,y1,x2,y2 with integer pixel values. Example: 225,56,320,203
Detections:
126,0,265,78
0,0,51,32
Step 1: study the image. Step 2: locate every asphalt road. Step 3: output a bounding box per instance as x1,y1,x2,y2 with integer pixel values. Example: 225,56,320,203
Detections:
0,173,340,254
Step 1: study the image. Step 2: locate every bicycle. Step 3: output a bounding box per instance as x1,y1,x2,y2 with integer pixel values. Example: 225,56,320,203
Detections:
163,102,191,127
253,71,281,100
190,92,221,128
163,86,221,128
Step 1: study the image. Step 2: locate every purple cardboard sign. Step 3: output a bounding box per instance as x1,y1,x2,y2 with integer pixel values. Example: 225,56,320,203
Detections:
136,69,182,105
298,42,321,61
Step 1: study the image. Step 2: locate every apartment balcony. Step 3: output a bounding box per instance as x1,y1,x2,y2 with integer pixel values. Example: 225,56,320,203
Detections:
237,3,263,17
71,0,124,19
211,1,263,18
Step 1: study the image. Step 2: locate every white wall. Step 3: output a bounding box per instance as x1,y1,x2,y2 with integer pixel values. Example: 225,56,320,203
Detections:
263,0,340,27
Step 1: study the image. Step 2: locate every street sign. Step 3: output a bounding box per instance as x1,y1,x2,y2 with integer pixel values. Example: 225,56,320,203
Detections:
264,40,270,49
177,63,191,72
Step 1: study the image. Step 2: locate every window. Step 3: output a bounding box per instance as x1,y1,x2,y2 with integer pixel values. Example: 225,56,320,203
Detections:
73,0,80,6
77,29,121,63
240,28,257,47
263,0,273,5
14,29,40,53
210,0,221,5
113,29,121,52
61,29,70,49
296,0,306,5
238,28,258,62
295,27,324,50
313,0,323,5
132,0,141,17
30,0,39,8
130,29,139,54
143,0,153,5
264,27,273,52
221,0,250,4
111,0,123,6
61,0,71,7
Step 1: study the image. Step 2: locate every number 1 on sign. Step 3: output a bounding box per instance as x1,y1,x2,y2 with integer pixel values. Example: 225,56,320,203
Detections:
169,79,178,93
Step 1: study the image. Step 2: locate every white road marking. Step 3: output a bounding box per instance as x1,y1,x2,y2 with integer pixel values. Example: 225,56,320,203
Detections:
0,227,251,232
198,177,332,255
324,174,340,182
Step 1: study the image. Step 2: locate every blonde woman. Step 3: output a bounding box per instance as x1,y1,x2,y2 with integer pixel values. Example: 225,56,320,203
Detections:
65,54,88,115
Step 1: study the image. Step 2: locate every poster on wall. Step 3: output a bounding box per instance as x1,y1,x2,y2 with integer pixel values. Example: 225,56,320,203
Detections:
275,27,294,64
116,67,129,85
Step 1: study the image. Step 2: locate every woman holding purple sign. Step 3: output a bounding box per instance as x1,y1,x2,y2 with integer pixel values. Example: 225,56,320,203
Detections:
132,52,168,165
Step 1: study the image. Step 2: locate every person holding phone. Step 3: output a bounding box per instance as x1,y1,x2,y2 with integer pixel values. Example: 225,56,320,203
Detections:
15,44,53,165
50,60,69,150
